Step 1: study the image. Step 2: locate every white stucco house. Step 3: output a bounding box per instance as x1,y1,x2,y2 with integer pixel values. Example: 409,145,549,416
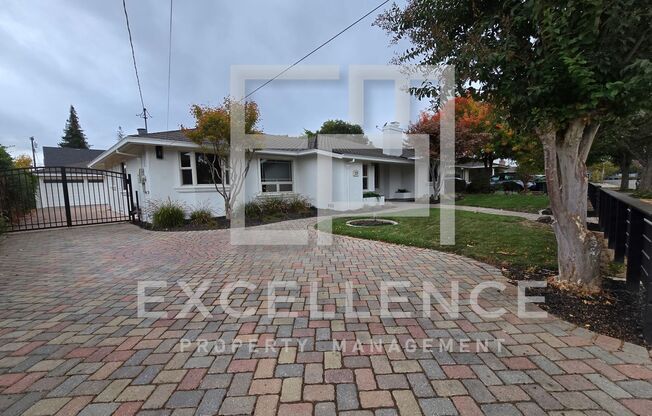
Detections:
88,123,420,219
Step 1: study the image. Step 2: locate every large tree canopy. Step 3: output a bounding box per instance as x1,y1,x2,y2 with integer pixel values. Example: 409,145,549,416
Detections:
377,0,651,127
377,0,652,288
408,95,512,163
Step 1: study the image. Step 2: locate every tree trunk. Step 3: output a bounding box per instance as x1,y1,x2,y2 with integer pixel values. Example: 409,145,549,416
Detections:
619,153,631,191
537,118,601,289
639,151,652,192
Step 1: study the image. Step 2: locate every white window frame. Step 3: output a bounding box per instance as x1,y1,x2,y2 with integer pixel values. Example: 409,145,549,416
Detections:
179,151,195,186
362,163,369,191
178,151,229,188
259,159,294,194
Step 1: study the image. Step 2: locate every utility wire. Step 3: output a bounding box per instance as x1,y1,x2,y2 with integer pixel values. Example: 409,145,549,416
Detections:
166,0,174,132
122,0,147,126
243,0,389,100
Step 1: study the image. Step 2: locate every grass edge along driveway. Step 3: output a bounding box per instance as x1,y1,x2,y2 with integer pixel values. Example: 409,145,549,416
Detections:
320,208,557,270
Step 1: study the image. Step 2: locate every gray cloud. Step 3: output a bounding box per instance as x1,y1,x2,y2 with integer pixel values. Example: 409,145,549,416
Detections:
0,0,427,163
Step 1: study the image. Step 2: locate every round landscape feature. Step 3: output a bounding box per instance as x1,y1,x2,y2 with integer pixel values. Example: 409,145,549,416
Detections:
345,218,398,227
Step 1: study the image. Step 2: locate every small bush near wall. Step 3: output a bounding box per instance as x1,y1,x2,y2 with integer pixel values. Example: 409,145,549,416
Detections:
190,208,215,226
151,199,186,229
466,180,493,194
244,196,314,224
363,191,382,199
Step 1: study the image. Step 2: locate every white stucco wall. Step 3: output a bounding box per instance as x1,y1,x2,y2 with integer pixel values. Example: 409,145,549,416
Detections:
99,144,414,219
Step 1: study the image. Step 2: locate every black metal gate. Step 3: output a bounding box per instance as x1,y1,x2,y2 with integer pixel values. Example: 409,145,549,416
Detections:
0,166,140,232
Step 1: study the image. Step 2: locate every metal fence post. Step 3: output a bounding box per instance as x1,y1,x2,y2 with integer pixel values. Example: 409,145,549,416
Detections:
626,209,644,291
613,201,627,262
126,174,134,222
60,167,72,227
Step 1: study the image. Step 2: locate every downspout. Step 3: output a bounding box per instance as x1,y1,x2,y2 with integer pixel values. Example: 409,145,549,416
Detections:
345,158,356,211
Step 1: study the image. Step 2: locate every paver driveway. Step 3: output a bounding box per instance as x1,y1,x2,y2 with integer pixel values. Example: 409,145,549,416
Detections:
0,219,651,416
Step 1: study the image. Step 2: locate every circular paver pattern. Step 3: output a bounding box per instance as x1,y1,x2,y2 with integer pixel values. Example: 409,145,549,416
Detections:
0,218,650,416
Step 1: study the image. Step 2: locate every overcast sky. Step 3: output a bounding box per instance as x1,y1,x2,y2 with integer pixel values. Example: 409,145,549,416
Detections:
0,0,430,163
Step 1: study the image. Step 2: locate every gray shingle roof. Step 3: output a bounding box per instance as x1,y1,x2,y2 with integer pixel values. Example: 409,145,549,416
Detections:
43,147,106,168
129,130,411,161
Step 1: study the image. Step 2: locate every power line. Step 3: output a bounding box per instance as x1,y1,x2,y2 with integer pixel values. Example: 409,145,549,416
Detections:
243,0,389,100
122,0,148,129
166,0,174,132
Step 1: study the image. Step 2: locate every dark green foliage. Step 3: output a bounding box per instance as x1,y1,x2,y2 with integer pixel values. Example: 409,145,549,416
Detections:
0,215,7,235
189,208,215,226
466,180,493,194
631,190,652,199
305,120,370,145
0,168,38,222
376,0,652,127
0,146,12,170
244,196,312,221
363,191,382,198
152,200,186,229
59,105,89,149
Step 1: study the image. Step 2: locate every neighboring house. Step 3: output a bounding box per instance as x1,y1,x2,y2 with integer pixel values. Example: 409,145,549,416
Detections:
455,160,510,184
88,124,419,218
39,146,116,211
43,146,106,167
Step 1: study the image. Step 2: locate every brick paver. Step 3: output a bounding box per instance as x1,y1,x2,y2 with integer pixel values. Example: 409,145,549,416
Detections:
0,219,651,415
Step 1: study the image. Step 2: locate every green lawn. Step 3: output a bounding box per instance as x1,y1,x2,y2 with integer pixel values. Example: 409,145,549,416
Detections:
322,208,557,270
456,193,550,213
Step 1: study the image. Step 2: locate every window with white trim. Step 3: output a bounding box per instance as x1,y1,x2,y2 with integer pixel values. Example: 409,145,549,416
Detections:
196,153,227,184
180,152,193,185
362,164,369,190
179,151,228,186
260,159,293,193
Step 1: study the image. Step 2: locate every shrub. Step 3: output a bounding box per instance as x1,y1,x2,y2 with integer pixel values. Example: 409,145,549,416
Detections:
151,199,185,229
0,215,8,235
632,190,652,199
0,169,38,221
502,181,522,194
363,191,381,199
466,180,493,194
284,196,312,214
244,196,312,221
189,208,214,226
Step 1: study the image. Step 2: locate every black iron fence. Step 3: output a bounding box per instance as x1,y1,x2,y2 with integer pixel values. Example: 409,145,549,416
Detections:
0,166,140,232
588,183,652,342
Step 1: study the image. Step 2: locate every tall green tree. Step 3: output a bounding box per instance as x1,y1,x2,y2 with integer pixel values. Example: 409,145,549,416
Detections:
0,145,13,170
59,105,89,149
305,119,370,145
377,0,652,288
591,111,652,192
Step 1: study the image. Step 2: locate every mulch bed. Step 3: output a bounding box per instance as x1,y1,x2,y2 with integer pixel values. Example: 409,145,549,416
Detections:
347,219,396,227
143,209,318,232
504,266,646,346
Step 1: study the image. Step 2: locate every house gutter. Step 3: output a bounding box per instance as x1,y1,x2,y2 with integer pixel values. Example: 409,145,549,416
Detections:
116,149,139,158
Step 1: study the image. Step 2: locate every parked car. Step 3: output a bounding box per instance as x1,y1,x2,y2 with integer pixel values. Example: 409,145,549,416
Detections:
528,175,547,192
490,173,524,191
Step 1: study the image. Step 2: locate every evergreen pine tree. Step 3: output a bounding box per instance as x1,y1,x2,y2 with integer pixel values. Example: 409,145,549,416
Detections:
59,105,89,149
